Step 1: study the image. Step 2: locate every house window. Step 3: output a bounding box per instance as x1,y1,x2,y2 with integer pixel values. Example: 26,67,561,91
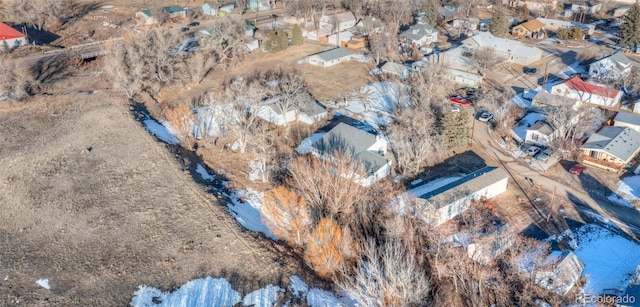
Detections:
590,151,598,158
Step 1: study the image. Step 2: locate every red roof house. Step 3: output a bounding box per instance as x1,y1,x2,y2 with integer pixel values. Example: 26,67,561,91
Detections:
0,22,27,48
550,76,622,108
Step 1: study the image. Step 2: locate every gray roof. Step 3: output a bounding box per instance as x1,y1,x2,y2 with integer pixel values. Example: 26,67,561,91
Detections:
528,121,554,135
463,31,541,59
402,22,436,41
312,122,388,175
420,166,509,209
532,91,578,107
381,62,408,75
312,47,352,62
607,51,632,66
163,5,185,14
581,126,640,162
615,112,640,127
299,99,327,117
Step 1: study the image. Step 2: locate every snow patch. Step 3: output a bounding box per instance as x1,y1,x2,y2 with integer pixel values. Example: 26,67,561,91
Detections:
342,81,409,130
296,133,326,154
306,288,343,307
226,189,276,239
242,284,283,307
130,277,241,307
143,119,179,145
248,160,263,182
288,275,308,298
195,164,214,181
572,224,640,295
36,279,50,290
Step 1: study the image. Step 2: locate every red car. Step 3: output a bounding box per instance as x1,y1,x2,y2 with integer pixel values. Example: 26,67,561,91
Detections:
449,96,472,105
569,164,585,175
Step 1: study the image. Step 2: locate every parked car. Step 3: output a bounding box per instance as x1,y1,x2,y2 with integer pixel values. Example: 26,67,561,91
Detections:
526,146,541,156
180,27,190,32
478,111,494,122
524,67,537,74
452,105,461,113
188,22,200,27
449,95,471,105
569,164,585,175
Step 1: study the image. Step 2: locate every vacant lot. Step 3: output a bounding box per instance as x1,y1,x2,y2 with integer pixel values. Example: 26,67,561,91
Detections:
0,93,308,305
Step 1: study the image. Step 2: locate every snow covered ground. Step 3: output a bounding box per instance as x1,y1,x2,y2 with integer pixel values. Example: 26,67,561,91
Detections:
295,133,326,154
572,224,640,295
225,188,275,240
611,175,640,209
36,279,50,290
511,113,545,142
342,81,409,130
195,164,215,181
142,117,179,145
130,275,349,307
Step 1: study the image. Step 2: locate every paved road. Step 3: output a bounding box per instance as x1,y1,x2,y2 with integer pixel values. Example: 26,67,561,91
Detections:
472,118,640,240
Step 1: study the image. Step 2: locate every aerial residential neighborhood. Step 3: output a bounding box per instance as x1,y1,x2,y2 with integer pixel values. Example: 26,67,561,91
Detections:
1,0,640,306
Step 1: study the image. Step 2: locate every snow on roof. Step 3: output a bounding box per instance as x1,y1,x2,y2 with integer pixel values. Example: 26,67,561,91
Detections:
0,22,25,40
532,91,578,107
402,22,437,41
322,11,356,22
463,31,541,58
381,62,408,75
557,76,620,99
528,121,554,135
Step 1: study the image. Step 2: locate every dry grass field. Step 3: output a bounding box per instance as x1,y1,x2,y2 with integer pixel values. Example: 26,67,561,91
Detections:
0,93,311,305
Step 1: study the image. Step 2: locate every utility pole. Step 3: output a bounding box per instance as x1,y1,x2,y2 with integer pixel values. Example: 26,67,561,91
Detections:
542,61,549,92
546,186,556,223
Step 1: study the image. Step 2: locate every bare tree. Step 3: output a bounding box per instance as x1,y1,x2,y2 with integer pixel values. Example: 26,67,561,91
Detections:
102,40,145,100
287,153,366,222
544,105,603,152
388,66,454,177
202,17,250,68
183,50,218,85
4,0,72,30
304,217,359,279
0,54,32,100
336,237,431,306
469,47,507,76
368,33,389,65
261,185,313,248
262,70,308,129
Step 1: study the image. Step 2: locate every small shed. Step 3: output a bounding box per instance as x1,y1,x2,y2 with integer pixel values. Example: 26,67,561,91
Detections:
0,22,27,48
381,62,410,79
306,47,352,68
202,2,217,16
445,68,483,89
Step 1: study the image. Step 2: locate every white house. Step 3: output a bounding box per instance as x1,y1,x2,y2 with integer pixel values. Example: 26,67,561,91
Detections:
563,1,602,17
306,47,352,68
381,62,411,79
202,2,217,16
589,51,633,83
0,22,26,48
135,9,156,25
414,166,509,226
550,76,622,108
319,11,357,33
580,126,640,171
247,0,271,11
254,95,328,126
467,224,515,264
461,31,543,66
311,122,391,186
614,112,640,132
535,251,585,296
536,17,595,35
445,68,483,89
400,22,438,48
503,0,558,11
526,121,555,147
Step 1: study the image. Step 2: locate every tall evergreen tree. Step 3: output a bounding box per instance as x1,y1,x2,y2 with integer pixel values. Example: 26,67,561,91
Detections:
620,2,640,49
265,29,278,52
489,7,510,37
278,30,289,50
441,106,470,150
292,24,304,45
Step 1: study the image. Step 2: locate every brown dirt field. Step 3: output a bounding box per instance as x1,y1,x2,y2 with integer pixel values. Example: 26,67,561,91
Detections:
0,93,313,305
